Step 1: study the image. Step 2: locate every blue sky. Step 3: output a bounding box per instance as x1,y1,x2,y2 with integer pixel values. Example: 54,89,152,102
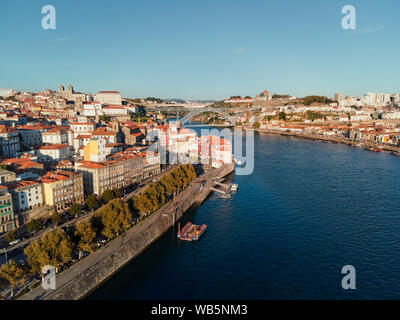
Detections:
0,0,399,100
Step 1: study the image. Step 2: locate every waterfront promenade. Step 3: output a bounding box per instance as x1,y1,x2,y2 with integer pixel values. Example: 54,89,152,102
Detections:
19,163,233,300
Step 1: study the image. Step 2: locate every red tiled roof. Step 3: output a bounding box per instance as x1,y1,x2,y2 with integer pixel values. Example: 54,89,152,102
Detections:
6,180,40,190
97,91,120,94
0,125,17,133
92,127,116,136
38,144,70,150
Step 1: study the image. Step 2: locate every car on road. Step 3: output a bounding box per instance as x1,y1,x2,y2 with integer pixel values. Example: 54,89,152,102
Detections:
9,239,21,246
96,236,107,246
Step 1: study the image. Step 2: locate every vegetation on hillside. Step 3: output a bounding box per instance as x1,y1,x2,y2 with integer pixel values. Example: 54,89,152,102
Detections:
302,96,336,105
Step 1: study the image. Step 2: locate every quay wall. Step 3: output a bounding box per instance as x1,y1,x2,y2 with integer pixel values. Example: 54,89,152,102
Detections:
238,127,400,153
33,164,234,300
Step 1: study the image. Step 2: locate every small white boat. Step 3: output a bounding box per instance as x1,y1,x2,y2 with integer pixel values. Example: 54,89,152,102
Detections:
231,184,238,192
234,159,245,167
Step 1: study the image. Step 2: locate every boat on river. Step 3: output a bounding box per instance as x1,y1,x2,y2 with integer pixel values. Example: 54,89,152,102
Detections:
177,222,207,241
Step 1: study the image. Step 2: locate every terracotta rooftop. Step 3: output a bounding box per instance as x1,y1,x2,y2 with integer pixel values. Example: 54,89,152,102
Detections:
6,180,40,190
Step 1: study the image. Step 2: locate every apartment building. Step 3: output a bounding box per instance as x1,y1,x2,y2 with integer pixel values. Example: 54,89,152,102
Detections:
36,144,72,163
0,186,16,234
82,102,103,117
69,120,96,138
75,160,124,196
102,105,128,116
83,138,107,162
42,128,68,144
92,127,120,144
17,124,50,149
40,171,84,213
0,125,20,157
108,153,145,186
6,180,43,214
142,151,161,179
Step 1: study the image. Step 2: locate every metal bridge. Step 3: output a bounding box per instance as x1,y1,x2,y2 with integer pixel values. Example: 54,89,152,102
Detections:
148,105,261,126
178,107,236,126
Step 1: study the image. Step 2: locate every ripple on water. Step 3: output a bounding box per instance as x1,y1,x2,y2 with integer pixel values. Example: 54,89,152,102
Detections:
88,134,400,300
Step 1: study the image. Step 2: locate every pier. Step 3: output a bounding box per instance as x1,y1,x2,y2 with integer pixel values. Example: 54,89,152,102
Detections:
210,179,233,198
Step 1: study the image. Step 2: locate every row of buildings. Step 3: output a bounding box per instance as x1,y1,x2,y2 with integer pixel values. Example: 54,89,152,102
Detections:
335,92,400,107
153,122,233,168
0,146,161,234
0,87,163,235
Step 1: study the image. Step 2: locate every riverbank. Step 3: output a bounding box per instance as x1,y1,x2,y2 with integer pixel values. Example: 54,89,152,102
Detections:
236,126,400,155
19,163,234,300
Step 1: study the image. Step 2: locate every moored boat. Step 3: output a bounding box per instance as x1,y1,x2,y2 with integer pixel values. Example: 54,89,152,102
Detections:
177,222,192,239
177,222,207,241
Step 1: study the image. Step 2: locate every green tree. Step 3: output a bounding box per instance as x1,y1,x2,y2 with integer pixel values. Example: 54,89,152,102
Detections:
99,114,111,122
85,194,99,211
102,189,115,203
0,260,26,297
69,203,81,217
74,221,96,257
27,219,43,235
278,112,287,121
272,94,290,99
306,111,324,121
24,229,72,274
4,231,17,243
130,164,197,218
51,212,62,225
302,95,329,105
252,121,260,128
95,199,132,239
113,188,122,199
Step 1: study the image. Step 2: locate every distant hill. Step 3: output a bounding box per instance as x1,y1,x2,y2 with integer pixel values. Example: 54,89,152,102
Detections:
164,98,186,104
187,100,217,104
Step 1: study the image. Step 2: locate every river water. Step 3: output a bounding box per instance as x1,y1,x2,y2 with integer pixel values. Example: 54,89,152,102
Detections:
88,131,400,299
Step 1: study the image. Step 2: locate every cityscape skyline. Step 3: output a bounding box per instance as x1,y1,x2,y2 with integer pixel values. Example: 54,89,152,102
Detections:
1,0,400,100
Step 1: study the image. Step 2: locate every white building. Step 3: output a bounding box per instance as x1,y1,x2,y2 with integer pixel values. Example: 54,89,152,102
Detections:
102,105,128,116
0,125,20,157
6,180,43,214
94,91,122,105
382,112,400,120
364,92,391,106
69,119,96,138
82,102,103,117
42,128,68,145
36,144,71,163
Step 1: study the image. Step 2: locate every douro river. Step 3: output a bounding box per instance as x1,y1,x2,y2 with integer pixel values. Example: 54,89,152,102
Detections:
88,132,400,299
